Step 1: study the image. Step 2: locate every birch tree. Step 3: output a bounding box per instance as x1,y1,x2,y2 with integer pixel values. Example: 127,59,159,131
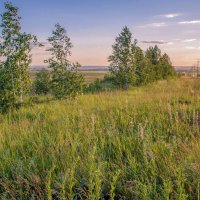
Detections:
108,26,137,89
45,23,84,99
0,2,36,112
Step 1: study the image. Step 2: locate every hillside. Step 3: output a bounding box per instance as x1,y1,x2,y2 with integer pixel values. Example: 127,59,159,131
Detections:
0,78,199,199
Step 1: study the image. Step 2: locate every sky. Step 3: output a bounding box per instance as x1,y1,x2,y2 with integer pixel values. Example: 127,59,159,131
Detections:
1,0,200,67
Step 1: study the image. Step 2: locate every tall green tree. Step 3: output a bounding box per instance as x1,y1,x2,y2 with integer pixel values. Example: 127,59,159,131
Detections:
0,2,36,112
158,53,176,78
145,46,176,81
145,45,161,65
134,46,145,85
108,26,137,89
145,45,162,81
45,23,84,99
16,33,37,102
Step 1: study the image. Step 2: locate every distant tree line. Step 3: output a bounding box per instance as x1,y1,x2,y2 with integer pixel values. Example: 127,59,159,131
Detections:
0,2,176,113
107,26,177,89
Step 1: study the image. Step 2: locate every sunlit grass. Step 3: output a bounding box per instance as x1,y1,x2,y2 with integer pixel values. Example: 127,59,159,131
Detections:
0,78,199,199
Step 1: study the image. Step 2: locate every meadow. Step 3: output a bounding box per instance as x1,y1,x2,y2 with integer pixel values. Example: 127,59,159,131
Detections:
0,77,199,199
80,71,107,83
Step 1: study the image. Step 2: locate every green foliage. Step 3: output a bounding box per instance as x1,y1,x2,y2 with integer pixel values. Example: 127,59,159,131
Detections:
84,78,100,92
0,2,36,112
108,26,137,89
34,70,51,95
145,45,161,65
45,23,73,69
0,62,15,112
144,46,177,82
51,69,84,99
45,24,84,99
134,46,145,85
84,78,117,93
159,53,177,78
84,78,105,93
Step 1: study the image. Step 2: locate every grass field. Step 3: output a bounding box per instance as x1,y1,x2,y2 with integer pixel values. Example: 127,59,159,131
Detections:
80,71,107,83
0,78,199,199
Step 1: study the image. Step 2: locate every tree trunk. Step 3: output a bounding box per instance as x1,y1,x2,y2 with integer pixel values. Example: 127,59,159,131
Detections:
20,84,23,103
20,86,23,103
19,61,23,103
9,59,15,100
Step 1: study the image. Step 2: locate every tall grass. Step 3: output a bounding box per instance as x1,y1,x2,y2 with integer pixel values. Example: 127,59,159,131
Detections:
0,78,199,199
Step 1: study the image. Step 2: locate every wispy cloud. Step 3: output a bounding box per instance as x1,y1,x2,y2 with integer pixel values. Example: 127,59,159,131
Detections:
179,20,200,24
141,40,173,45
149,22,167,27
160,13,181,18
141,40,167,44
166,42,174,45
138,22,167,28
182,39,197,43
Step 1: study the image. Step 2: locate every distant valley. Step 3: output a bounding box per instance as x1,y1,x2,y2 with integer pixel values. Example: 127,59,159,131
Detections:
29,65,193,72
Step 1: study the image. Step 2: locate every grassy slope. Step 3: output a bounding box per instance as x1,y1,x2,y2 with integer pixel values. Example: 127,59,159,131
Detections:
0,78,199,199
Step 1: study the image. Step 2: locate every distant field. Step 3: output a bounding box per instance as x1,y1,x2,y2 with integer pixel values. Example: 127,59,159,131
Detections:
30,66,198,84
80,71,107,83
30,70,107,83
0,78,199,199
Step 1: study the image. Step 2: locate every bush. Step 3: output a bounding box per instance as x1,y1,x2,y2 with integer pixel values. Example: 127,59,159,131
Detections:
34,70,51,95
84,78,117,93
51,70,84,99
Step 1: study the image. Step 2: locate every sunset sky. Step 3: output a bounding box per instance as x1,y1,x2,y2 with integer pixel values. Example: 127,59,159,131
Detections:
1,0,200,67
